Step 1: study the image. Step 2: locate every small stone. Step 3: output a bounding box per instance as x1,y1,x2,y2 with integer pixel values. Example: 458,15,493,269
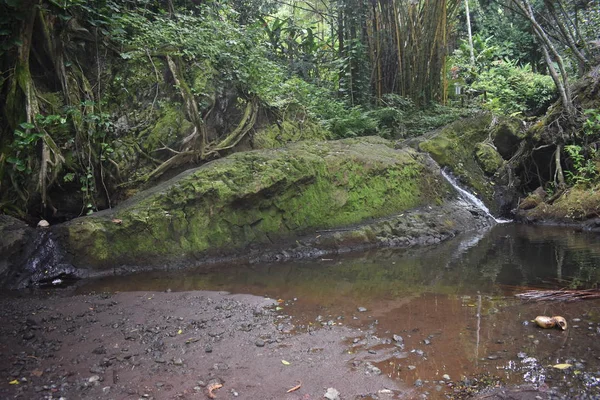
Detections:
365,364,381,375
88,375,101,383
255,339,265,347
517,352,527,359
414,379,423,387
324,387,340,400
357,307,367,312
487,355,499,360
173,358,183,366
92,346,106,355
442,374,450,380
393,334,403,343
423,339,431,345
408,365,416,371
205,345,213,353
37,220,50,228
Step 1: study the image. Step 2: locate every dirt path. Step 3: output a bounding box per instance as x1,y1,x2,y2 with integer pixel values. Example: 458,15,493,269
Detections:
0,290,408,400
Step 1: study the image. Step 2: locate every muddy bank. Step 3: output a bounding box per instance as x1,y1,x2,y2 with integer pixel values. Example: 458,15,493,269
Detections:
0,290,407,400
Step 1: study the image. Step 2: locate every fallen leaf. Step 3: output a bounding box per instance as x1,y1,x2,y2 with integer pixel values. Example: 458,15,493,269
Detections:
9,380,19,385
277,299,285,303
207,382,223,399
31,369,43,377
286,383,302,393
281,360,291,365
552,363,573,370
177,329,182,335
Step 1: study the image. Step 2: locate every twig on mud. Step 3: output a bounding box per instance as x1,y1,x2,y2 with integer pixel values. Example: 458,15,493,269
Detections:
286,382,302,393
516,288,600,302
207,382,223,399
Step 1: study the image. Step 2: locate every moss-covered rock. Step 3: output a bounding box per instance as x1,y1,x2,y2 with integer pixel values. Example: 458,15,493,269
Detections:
57,137,450,269
419,115,495,209
253,119,330,149
419,115,522,214
475,143,504,176
517,184,600,223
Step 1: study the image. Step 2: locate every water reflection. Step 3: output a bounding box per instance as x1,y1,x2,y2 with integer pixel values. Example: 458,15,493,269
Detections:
79,223,600,298
77,224,600,398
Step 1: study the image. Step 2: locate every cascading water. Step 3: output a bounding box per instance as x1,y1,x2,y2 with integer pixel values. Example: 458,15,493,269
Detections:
441,169,510,224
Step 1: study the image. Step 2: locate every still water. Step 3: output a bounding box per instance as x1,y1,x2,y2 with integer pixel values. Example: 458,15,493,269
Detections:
78,223,600,398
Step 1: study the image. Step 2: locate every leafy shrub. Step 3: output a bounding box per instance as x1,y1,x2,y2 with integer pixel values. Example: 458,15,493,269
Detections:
471,60,556,115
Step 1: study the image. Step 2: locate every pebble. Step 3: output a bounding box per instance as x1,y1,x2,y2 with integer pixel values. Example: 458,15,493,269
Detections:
365,362,382,375
357,307,367,312
255,339,265,347
173,358,183,366
88,375,101,383
408,365,416,370
324,387,340,400
487,355,499,360
423,339,431,345
442,374,450,380
414,379,423,387
205,345,213,353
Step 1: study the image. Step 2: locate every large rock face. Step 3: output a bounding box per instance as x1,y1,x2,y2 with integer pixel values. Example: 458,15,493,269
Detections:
56,137,453,270
418,114,523,216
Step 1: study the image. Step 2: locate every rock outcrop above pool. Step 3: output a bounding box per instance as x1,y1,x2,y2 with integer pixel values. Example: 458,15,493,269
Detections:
2,137,496,287
56,137,455,270
418,114,523,216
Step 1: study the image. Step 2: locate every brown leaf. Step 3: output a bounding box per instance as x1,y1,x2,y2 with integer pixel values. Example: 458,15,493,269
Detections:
286,383,302,393
112,219,123,225
31,369,43,377
207,383,223,399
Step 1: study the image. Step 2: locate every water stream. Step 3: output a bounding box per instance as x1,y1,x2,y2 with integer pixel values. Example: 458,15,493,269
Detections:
441,168,510,224
76,224,600,398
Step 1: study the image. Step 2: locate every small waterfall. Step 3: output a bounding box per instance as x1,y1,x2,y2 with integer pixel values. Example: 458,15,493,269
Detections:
441,169,510,224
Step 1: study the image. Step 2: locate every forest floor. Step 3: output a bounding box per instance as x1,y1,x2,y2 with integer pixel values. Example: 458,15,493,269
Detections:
0,290,554,400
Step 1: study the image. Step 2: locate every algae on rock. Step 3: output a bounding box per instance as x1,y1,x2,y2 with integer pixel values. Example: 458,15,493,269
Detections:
419,114,522,215
58,137,449,269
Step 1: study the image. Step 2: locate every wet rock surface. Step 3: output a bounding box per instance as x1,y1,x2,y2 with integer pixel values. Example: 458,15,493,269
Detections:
0,290,405,399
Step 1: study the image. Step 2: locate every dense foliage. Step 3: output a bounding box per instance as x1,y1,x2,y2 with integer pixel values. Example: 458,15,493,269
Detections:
0,0,599,221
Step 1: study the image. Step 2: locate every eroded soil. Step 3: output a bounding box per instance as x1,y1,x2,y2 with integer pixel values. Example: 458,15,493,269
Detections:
0,290,410,400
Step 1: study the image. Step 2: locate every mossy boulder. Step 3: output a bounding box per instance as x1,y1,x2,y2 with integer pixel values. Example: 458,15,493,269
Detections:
517,184,600,223
492,118,525,159
253,119,330,149
419,115,522,215
57,137,449,270
475,143,504,176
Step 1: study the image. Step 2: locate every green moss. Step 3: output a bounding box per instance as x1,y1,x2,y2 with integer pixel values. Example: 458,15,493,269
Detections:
419,115,496,209
475,143,504,176
141,105,193,152
254,120,330,149
62,138,441,269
